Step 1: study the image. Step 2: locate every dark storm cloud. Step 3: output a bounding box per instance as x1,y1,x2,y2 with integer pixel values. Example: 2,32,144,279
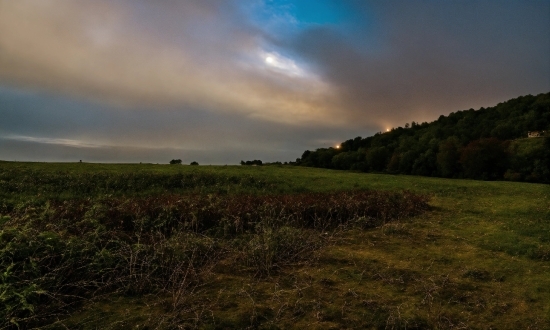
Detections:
290,0,550,127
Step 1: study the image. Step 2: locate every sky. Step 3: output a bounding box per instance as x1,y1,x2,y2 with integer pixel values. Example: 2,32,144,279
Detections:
1,0,549,164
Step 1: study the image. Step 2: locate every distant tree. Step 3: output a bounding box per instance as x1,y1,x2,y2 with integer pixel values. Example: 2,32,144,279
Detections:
412,149,437,176
386,153,401,173
398,150,418,174
460,138,509,180
535,137,550,182
490,123,516,140
436,136,461,177
169,159,182,165
317,149,336,168
366,146,390,172
241,160,263,166
340,136,363,152
332,152,358,170
507,137,550,182
350,161,368,172
190,161,199,166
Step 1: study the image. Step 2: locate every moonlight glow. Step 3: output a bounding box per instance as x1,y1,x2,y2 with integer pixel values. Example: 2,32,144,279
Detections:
261,51,307,77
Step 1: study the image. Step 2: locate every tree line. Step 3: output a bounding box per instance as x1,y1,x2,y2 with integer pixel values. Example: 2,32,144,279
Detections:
170,159,199,165
297,92,550,183
241,160,263,166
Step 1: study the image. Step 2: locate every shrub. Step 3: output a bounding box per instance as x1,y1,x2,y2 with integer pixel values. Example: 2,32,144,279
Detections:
240,226,322,276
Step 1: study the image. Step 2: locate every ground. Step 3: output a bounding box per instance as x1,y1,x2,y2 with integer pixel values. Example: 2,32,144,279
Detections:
0,162,549,329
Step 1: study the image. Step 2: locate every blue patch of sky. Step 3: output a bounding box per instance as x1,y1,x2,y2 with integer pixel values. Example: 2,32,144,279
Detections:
272,0,347,25
248,0,362,34
245,1,379,56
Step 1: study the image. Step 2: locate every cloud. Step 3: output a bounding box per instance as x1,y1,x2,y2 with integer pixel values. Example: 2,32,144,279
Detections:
289,1,550,126
0,86,365,163
0,0,548,163
0,0,339,126
2,134,104,149
2,0,547,130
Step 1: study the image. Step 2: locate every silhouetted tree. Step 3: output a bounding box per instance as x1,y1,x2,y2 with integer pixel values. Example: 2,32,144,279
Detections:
436,136,461,177
460,138,509,180
241,160,263,166
366,146,390,171
386,153,401,173
412,150,437,176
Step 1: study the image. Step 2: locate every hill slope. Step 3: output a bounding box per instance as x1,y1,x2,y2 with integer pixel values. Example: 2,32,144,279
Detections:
298,92,550,183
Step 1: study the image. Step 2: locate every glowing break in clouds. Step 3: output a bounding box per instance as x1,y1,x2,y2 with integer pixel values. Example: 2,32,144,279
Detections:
262,51,307,77
0,0,341,126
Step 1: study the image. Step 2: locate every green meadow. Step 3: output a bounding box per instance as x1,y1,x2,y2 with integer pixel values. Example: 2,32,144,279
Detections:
1,161,549,329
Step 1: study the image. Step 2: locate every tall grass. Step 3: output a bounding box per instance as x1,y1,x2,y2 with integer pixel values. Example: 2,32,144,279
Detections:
0,187,429,328
0,168,272,200
4,162,546,328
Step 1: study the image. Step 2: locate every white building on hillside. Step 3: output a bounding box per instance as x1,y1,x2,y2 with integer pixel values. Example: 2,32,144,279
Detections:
527,131,545,138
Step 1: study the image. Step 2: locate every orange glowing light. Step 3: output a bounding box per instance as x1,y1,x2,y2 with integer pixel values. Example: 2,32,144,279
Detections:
336,145,340,149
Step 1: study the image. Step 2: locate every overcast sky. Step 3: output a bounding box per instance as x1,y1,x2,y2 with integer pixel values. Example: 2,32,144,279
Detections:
1,0,549,164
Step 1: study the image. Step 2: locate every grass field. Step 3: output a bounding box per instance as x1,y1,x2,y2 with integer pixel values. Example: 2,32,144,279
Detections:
1,161,549,329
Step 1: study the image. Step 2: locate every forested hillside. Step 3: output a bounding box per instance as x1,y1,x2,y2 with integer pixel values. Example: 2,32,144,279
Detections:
298,92,550,183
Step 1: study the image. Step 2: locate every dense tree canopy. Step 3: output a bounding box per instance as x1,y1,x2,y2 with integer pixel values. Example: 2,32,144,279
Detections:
297,92,550,183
